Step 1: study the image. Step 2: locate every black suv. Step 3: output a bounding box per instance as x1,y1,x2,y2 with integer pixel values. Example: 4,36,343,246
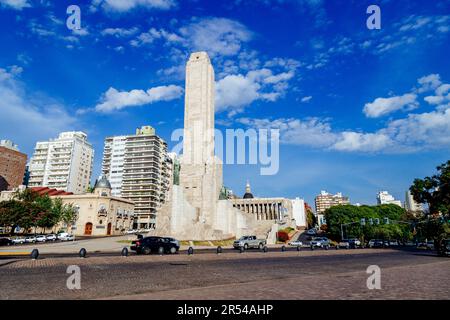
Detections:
131,236,180,255
0,237,12,246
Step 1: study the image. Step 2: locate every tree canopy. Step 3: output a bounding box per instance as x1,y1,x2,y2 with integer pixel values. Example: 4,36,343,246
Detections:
324,204,411,242
0,189,78,234
410,160,450,216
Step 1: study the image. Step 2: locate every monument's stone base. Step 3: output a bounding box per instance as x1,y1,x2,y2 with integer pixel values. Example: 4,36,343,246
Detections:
153,185,275,241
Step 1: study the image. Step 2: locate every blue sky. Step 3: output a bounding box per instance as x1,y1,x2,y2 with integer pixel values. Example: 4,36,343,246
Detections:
0,0,449,207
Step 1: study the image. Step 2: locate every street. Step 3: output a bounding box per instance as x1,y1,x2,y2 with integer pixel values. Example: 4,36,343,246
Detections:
1,248,449,300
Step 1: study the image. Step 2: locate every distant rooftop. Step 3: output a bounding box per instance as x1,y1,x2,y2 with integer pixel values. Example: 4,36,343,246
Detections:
0,140,19,151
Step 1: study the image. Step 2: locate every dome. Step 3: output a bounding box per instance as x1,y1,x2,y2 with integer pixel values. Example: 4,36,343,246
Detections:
243,192,254,199
95,174,111,190
243,180,254,199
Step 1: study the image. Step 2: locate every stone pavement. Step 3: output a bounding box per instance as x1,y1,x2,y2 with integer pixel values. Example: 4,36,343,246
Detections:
1,248,448,300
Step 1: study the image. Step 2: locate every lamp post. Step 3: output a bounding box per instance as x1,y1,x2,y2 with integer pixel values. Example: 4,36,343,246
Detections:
340,221,360,240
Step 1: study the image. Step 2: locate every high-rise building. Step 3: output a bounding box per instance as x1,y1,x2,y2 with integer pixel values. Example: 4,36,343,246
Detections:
28,132,94,194
405,190,423,213
376,191,402,207
0,140,27,191
314,190,350,214
101,125,172,229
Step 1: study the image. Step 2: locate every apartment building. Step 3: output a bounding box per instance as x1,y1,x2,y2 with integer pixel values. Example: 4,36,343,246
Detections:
314,190,350,214
0,140,27,191
28,132,94,194
376,191,402,207
102,125,172,229
404,190,423,213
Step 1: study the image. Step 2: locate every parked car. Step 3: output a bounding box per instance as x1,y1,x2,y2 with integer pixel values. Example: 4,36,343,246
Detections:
288,240,303,247
11,237,25,245
35,235,47,243
426,240,435,250
390,240,400,246
46,234,57,241
131,236,180,255
125,229,137,234
403,241,416,247
310,237,330,248
348,238,362,248
233,235,266,250
368,239,385,248
59,233,75,241
25,236,36,243
306,229,317,235
437,239,450,257
337,240,351,249
57,232,70,240
0,237,12,246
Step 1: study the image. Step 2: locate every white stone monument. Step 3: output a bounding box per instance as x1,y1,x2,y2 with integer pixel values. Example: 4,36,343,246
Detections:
154,52,275,241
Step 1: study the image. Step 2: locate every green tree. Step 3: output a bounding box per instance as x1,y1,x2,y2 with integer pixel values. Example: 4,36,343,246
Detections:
324,204,410,242
59,202,78,231
34,195,56,233
410,160,450,216
306,207,316,229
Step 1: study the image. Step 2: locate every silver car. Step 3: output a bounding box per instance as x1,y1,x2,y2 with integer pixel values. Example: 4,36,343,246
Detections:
46,234,57,241
310,237,330,248
11,237,25,245
35,235,47,243
25,236,36,243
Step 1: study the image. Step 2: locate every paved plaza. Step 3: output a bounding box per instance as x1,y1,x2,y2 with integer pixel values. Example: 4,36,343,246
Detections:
1,248,449,300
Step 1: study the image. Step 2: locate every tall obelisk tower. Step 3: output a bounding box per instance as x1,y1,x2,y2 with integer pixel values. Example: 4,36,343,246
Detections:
180,52,222,228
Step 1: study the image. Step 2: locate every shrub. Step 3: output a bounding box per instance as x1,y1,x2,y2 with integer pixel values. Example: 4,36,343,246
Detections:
277,231,289,242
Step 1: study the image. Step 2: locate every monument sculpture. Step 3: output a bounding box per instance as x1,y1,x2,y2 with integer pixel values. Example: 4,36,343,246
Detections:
154,52,276,241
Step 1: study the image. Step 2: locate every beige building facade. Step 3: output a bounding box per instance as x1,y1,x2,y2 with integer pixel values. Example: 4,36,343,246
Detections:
315,190,350,214
58,175,134,236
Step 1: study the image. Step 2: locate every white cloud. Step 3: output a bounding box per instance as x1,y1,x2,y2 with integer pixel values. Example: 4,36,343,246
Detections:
363,93,418,118
0,0,30,10
420,77,450,106
417,74,442,93
235,73,450,153
0,66,75,151
130,27,183,47
436,84,450,96
215,67,295,115
157,64,185,80
332,132,392,152
424,95,445,105
216,75,261,114
178,17,252,57
92,0,176,12
95,84,183,112
381,107,450,149
301,96,312,103
101,27,139,37
237,117,337,148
